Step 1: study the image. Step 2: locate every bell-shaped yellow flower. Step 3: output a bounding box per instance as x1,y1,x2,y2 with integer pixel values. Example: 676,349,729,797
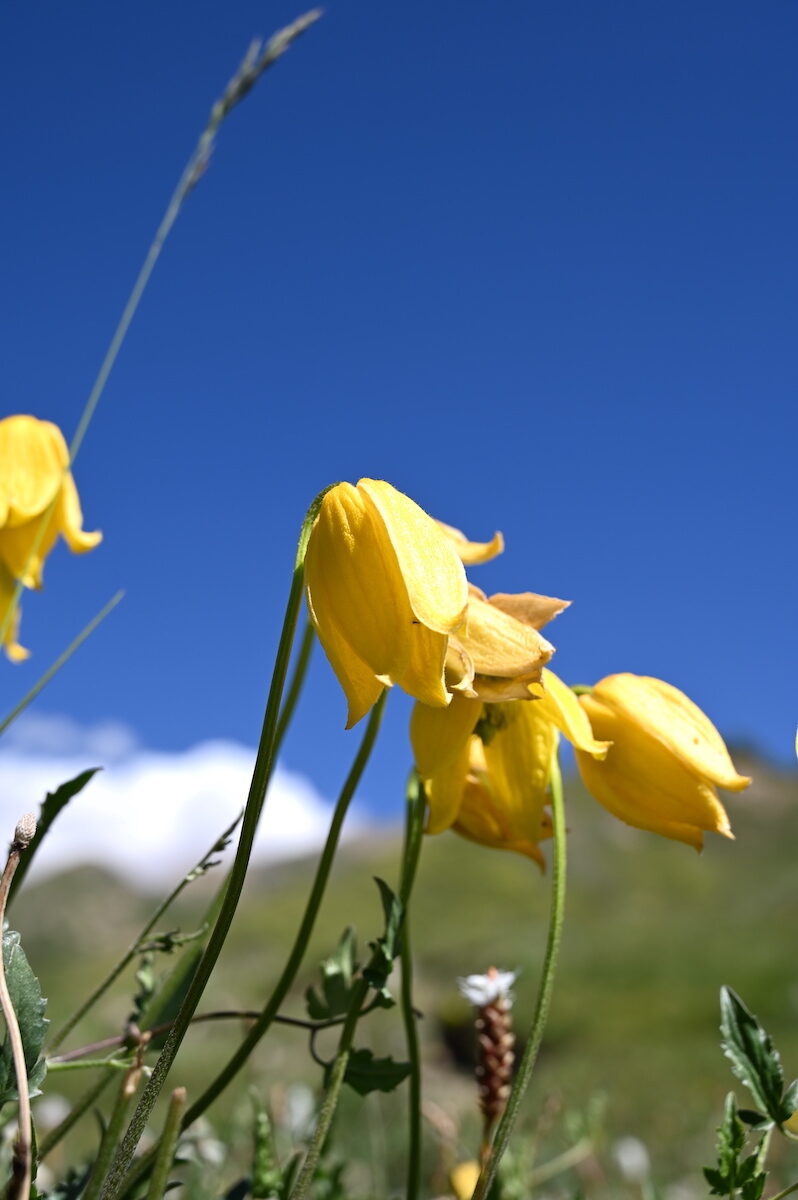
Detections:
575,674,751,849
411,668,609,862
0,415,102,660
305,479,474,727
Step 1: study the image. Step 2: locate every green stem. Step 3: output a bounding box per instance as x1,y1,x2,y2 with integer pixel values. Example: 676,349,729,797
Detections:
145,1087,187,1200
767,1184,798,1200
99,498,323,1200
179,691,386,1130
83,1066,142,1200
289,977,371,1200
49,812,240,1051
274,619,315,754
38,1071,114,1159
0,591,123,743
399,774,427,1200
471,744,568,1200
47,1059,132,1074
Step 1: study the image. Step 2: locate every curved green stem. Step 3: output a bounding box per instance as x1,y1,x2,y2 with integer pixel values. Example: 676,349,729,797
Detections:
768,1184,798,1200
399,774,427,1200
99,497,324,1200
289,977,370,1200
274,619,315,754
114,688,387,1200
472,744,568,1200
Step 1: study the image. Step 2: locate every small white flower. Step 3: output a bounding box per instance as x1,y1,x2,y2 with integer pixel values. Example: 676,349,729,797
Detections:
457,968,517,1007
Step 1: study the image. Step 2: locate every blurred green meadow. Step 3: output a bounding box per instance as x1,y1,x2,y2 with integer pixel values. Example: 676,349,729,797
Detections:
15,747,798,1196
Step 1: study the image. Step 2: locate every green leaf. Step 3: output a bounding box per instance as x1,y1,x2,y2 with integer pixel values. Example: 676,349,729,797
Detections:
742,1174,766,1200
703,1167,728,1195
341,1048,411,1095
8,768,100,904
0,930,48,1104
363,878,404,990
720,987,793,1124
305,928,359,1021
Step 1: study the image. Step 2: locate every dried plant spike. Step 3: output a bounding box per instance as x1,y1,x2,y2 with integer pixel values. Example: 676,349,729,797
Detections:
457,967,517,1158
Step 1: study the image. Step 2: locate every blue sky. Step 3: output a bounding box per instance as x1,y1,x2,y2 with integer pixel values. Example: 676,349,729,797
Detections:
1,1,795,827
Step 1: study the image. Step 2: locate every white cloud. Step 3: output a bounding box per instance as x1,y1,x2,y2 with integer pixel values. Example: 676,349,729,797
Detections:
0,715,359,886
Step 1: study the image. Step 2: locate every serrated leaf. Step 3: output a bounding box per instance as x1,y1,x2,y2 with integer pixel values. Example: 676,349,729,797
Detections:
703,1166,728,1195
720,987,793,1124
742,1174,766,1200
341,1048,411,1096
0,930,48,1105
363,879,404,990
737,1109,771,1130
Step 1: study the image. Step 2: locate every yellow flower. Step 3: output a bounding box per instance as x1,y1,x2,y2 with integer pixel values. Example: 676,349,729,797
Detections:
0,563,29,662
575,674,751,849
305,479,477,727
450,1161,481,1200
411,668,609,863
0,415,102,660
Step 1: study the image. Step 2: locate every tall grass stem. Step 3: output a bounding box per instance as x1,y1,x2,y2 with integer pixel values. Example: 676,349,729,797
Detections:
399,774,427,1200
471,745,568,1200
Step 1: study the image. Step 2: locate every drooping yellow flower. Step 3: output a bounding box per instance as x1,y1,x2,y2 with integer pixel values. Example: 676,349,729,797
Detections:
0,415,102,660
575,674,751,849
305,479,478,727
411,668,609,863
0,563,29,662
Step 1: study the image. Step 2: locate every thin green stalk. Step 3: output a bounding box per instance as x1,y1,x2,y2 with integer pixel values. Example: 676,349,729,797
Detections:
274,619,315,754
768,1184,798,1200
83,1065,142,1200
399,774,427,1200
0,591,123,741
49,812,241,1051
0,8,321,651
144,1087,187,1200
289,977,371,1200
471,745,568,1200
99,498,323,1200
47,1059,132,1074
179,690,386,1130
38,1072,115,1159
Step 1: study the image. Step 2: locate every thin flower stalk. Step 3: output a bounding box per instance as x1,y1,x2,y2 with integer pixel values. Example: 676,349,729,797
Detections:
83,1063,143,1200
100,495,324,1200
113,690,388,1200
471,744,568,1200
399,774,427,1200
144,1087,187,1200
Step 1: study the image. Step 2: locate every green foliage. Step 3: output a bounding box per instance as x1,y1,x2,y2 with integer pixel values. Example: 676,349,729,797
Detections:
305,928,358,1021
363,877,403,992
703,1093,766,1200
0,929,48,1104
719,986,797,1127
340,1048,411,1096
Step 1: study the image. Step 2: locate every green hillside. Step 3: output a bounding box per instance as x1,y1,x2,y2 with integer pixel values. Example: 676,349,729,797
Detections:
11,750,798,1196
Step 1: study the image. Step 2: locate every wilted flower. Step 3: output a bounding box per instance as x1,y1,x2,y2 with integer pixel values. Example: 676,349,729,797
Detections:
412,668,609,863
0,415,102,660
575,674,751,848
306,479,489,727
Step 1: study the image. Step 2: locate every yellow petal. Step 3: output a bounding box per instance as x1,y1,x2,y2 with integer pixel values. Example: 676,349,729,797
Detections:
393,623,451,709
488,591,571,631
0,416,68,527
436,519,505,565
359,480,468,634
305,482,416,687
307,583,384,727
459,591,554,683
454,767,547,865
531,669,611,758
424,738,473,834
0,564,29,662
577,693,733,847
593,674,750,792
0,514,61,588
450,1163,482,1200
55,472,102,554
480,702,557,843
410,693,482,777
